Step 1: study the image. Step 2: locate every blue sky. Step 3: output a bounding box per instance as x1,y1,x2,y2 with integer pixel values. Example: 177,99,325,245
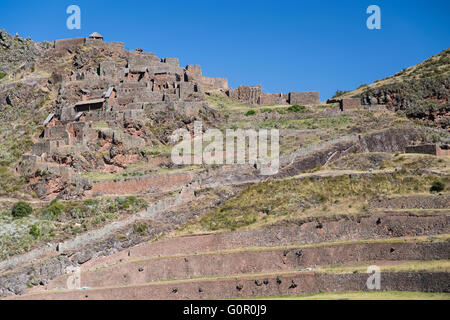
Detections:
1,0,449,100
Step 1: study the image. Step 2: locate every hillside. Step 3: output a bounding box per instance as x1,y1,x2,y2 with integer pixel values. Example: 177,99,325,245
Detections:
0,30,449,300
336,47,450,130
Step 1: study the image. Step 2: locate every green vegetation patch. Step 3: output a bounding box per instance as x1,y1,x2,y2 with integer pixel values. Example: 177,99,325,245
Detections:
182,172,448,232
11,201,33,218
430,180,445,193
286,105,306,113
0,196,147,260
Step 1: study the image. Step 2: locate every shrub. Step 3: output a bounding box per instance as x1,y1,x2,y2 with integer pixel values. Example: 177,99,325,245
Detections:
430,180,445,193
0,72,7,80
29,224,41,238
12,201,33,218
317,194,327,203
332,90,346,98
133,222,148,235
41,200,64,221
245,110,256,116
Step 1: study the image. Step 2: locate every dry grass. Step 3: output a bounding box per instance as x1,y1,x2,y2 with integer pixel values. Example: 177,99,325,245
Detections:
329,152,450,173
253,291,450,300
179,171,449,233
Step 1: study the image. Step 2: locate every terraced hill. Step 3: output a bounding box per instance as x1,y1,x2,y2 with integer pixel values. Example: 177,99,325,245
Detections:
0,30,449,300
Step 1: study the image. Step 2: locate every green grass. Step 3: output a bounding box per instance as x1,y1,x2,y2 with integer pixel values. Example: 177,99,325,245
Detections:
259,115,352,130
0,196,147,260
180,172,449,233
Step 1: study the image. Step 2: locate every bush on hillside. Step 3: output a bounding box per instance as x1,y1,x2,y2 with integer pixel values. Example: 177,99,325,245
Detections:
430,180,445,193
12,201,33,218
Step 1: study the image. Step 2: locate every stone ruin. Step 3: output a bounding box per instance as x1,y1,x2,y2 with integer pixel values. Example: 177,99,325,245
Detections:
405,144,450,156
326,97,362,111
224,85,320,106
17,32,323,199
18,32,232,198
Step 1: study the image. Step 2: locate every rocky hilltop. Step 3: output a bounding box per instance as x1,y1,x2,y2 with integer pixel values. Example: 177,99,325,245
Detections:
335,47,450,130
0,30,449,300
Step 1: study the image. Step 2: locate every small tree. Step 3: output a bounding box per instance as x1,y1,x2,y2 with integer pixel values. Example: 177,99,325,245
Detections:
332,90,346,98
12,201,33,218
430,180,445,193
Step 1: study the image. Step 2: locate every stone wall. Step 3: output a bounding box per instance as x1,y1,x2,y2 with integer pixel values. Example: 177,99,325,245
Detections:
128,51,160,69
44,240,449,290
259,92,288,105
83,111,124,122
89,172,194,196
328,98,362,110
70,122,97,144
123,109,145,120
161,58,179,66
405,144,450,156
44,125,69,141
226,85,262,104
341,98,361,109
405,144,438,155
98,60,119,79
98,128,145,151
25,271,446,300
54,38,86,52
226,87,319,106
32,140,67,156
179,82,204,101
437,146,450,156
185,65,228,91
200,76,228,91
371,195,450,209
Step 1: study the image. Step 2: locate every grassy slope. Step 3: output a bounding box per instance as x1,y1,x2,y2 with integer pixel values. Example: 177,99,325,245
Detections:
0,196,147,260
337,47,450,100
178,169,449,234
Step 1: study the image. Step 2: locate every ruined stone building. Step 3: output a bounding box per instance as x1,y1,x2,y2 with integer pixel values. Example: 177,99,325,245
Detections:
225,85,321,106
18,32,322,199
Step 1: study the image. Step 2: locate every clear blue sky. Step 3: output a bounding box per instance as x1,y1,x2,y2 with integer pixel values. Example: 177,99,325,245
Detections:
1,0,449,100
